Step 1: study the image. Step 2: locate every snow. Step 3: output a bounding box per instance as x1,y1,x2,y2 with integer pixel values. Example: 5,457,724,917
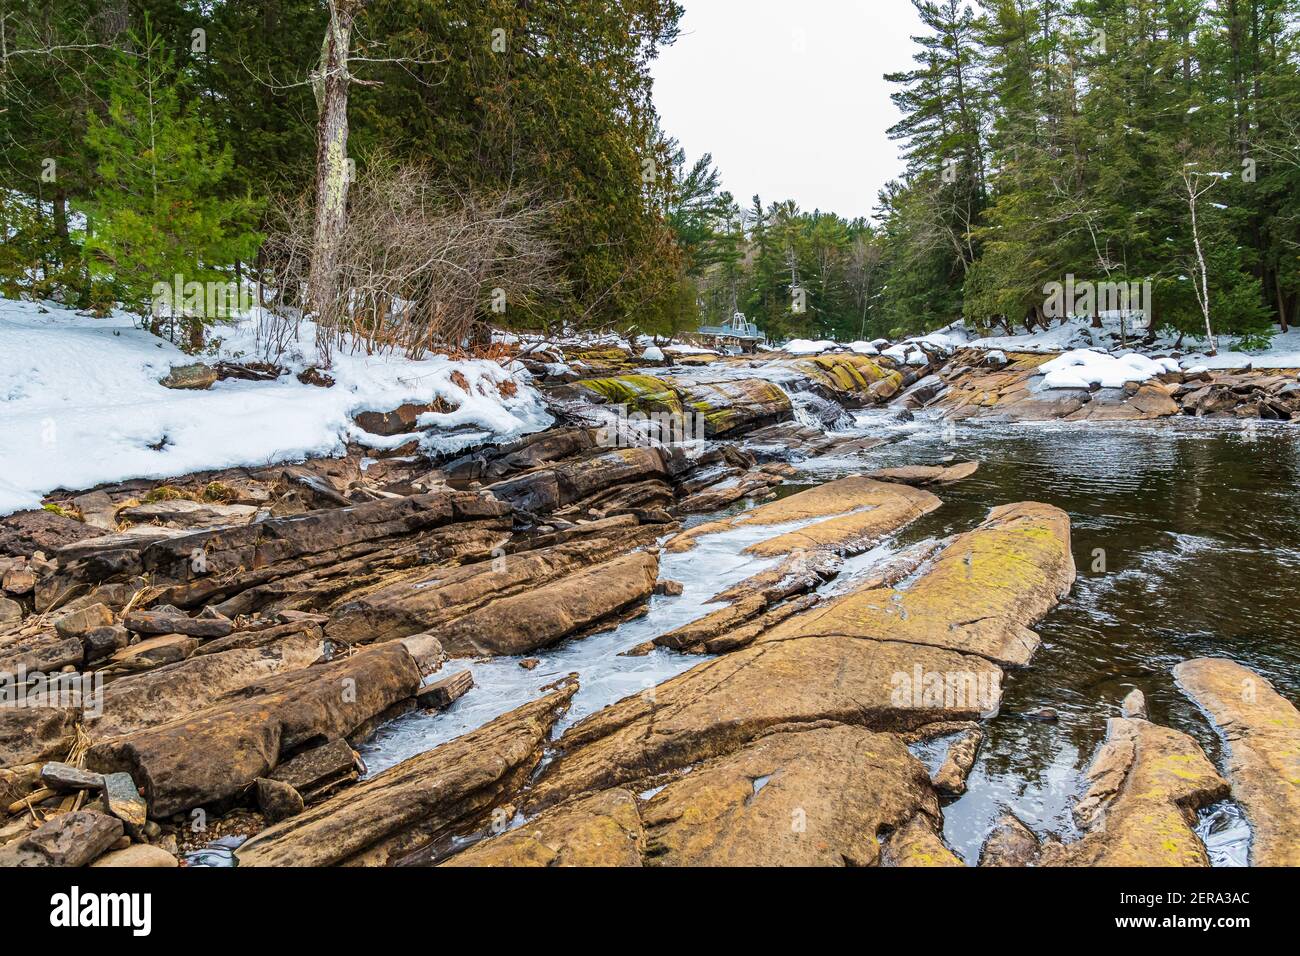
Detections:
1038,349,1179,390
0,298,552,515
639,345,665,362
847,341,879,355
663,343,717,355
783,339,838,355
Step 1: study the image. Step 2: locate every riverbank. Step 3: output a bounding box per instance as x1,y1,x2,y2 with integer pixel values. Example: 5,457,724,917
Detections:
2,311,1298,868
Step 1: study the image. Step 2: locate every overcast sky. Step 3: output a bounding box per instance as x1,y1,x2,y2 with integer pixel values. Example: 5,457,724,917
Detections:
650,0,925,220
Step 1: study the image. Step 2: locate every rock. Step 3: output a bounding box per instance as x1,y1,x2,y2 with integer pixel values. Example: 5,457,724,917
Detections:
101,771,148,838
0,705,78,768
1129,384,1180,417
666,476,941,558
654,579,684,597
757,502,1076,668
237,681,578,866
0,630,85,674
353,402,439,437
89,843,178,867
326,528,662,654
865,461,979,486
707,549,842,605
518,658,540,670
123,607,234,638
526,637,1002,814
881,814,964,866
787,354,902,407
105,634,201,671
0,809,123,867
2,566,36,595
84,626,322,738
118,499,259,528
81,624,130,663
158,363,217,390
443,789,645,868
0,508,104,558
417,670,474,710
40,762,105,793
256,777,305,822
85,638,438,816
53,601,114,639
1022,707,1059,722
641,724,945,866
932,727,982,796
71,491,119,531
1174,658,1300,866
0,597,21,627
677,378,793,436
1121,688,1148,720
1041,716,1228,866
979,813,1041,867
268,739,360,804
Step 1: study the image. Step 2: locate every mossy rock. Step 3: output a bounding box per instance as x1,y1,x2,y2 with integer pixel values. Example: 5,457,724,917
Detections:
574,375,684,415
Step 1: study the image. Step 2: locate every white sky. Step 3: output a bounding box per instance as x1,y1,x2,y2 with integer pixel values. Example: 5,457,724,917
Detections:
650,0,925,219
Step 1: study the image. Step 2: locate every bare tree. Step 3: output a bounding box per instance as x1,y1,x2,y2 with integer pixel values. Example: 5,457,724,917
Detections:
1178,161,1223,356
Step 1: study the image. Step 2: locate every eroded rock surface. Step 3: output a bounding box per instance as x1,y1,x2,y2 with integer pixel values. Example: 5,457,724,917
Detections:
1174,658,1300,866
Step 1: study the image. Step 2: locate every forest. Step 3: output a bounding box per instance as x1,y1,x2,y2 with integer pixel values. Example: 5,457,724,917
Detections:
1,0,1298,351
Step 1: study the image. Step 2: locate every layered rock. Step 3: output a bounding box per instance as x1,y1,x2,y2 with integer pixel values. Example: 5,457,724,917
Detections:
1174,658,1300,866
237,681,577,866
665,476,941,558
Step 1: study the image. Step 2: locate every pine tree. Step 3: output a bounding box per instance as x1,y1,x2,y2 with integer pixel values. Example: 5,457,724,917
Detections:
80,23,260,347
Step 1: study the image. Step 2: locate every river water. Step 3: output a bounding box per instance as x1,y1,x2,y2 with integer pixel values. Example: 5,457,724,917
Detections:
360,409,1300,865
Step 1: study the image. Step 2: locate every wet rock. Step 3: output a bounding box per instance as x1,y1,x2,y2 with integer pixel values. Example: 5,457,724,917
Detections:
654,579,684,596
237,681,578,867
757,502,1075,668
1174,658,1300,866
787,354,902,407
40,762,105,793
159,363,217,390
932,727,982,796
1041,716,1228,866
526,636,1001,814
865,461,979,486
101,771,148,838
89,843,178,867
268,739,360,804
641,724,945,866
86,637,438,817
416,670,474,710
0,809,123,866
443,789,645,868
123,607,233,639
677,378,793,436
979,813,1041,867
518,658,540,670
666,476,940,558
1022,707,1059,722
353,402,440,437
1121,688,1148,720
707,550,842,605
256,777,305,822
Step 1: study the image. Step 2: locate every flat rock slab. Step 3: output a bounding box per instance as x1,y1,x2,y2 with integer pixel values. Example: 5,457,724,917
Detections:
760,501,1074,667
665,476,940,558
525,635,1001,813
865,461,979,486
0,704,79,768
237,682,578,867
1174,658,1300,866
442,789,646,868
89,844,178,867
640,723,944,866
40,762,105,793
1042,717,1228,867
0,809,123,867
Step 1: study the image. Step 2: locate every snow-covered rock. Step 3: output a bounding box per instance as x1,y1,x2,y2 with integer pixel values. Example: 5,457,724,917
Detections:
1038,349,1179,390
639,345,665,362
783,339,839,355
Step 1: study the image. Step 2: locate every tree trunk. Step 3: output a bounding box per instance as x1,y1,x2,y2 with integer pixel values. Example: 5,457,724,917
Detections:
306,0,365,333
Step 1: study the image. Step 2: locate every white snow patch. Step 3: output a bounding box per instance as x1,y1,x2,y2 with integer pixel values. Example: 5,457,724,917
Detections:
0,298,551,515
1038,349,1179,390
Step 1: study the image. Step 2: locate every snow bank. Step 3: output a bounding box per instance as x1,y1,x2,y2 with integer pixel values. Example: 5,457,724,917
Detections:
1038,349,1179,390
783,339,838,355
847,340,879,355
0,298,551,514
